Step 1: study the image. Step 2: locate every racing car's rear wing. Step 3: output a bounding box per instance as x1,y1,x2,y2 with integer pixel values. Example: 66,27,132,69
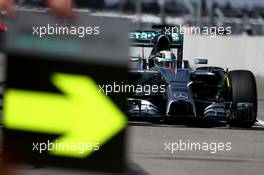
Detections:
129,31,184,60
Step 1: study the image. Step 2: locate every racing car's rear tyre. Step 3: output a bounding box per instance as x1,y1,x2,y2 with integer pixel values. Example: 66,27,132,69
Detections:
228,70,257,127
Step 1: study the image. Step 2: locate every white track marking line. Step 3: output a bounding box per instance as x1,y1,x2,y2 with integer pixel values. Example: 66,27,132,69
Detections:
255,120,264,127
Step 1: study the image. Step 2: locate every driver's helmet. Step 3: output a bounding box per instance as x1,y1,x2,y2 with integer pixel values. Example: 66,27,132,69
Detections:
154,50,176,68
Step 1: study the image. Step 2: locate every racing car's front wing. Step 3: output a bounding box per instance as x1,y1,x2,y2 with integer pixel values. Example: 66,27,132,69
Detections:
127,98,254,122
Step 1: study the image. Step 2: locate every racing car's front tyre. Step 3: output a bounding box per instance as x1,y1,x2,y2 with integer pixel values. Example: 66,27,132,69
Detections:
227,70,258,128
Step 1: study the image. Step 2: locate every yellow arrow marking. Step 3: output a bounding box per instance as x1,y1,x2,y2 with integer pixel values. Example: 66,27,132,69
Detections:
3,73,127,158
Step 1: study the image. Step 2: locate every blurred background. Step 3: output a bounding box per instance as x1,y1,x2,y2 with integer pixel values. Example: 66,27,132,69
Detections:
12,0,264,35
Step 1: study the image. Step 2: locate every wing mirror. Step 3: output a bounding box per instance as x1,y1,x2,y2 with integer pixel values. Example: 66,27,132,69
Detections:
156,53,162,57
194,58,208,65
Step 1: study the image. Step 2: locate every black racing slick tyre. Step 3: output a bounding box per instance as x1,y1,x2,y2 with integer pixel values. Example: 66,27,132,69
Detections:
228,70,258,127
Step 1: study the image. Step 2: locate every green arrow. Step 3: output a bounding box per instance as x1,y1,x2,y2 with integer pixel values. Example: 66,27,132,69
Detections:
3,73,127,158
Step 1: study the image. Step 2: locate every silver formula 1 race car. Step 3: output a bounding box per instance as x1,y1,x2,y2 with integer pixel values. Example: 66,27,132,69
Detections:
127,28,257,127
